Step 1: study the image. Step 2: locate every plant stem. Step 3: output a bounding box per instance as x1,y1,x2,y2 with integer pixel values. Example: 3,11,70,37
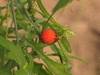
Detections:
11,0,19,44
58,53,63,63
42,12,55,32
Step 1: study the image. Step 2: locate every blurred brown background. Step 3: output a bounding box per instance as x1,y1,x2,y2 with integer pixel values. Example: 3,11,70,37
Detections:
0,0,100,75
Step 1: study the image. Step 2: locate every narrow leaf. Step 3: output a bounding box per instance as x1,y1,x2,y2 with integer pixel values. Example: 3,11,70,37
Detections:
50,44,58,53
15,54,34,75
50,44,63,63
61,37,72,53
53,0,73,13
67,55,90,64
33,62,49,75
58,40,71,64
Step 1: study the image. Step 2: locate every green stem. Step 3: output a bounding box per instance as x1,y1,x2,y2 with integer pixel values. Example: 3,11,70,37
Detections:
11,0,19,44
42,12,55,32
58,53,63,63
52,44,63,63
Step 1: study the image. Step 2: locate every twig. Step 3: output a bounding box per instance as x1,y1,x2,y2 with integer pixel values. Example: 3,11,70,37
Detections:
11,0,19,44
42,12,55,32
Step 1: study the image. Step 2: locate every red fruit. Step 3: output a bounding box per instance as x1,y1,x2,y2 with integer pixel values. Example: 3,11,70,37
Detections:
41,29,57,44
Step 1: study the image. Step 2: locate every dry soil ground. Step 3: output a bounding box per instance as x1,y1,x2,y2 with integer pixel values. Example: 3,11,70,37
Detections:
0,0,100,75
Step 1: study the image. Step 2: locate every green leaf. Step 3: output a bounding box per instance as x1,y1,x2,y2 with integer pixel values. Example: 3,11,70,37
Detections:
0,60,16,75
15,65,33,75
28,41,48,50
18,23,28,31
37,0,64,29
67,55,90,64
61,37,72,53
15,53,34,75
46,53,90,64
53,0,73,13
33,62,49,75
58,40,71,64
50,44,63,63
50,44,58,53
34,18,47,25
0,26,6,37
0,49,4,67
44,65,54,75
29,42,72,75
28,32,38,39
0,36,27,69
0,67,11,75
26,53,34,67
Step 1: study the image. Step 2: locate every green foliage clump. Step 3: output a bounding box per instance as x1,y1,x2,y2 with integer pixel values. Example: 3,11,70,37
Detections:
0,0,89,75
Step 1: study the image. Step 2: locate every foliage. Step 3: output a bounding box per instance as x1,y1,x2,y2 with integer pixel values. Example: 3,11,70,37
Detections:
0,0,89,75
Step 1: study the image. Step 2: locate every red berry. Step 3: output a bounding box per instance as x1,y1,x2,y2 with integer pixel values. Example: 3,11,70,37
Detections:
41,29,57,44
